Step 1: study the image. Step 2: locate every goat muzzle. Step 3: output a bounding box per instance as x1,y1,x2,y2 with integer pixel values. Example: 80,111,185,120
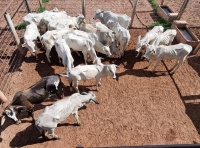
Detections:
15,120,21,125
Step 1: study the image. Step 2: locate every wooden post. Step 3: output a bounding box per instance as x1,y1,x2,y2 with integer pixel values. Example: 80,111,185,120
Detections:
193,42,200,54
24,0,31,13
4,12,24,55
82,0,86,18
176,0,189,20
129,0,139,28
161,0,165,5
39,0,43,8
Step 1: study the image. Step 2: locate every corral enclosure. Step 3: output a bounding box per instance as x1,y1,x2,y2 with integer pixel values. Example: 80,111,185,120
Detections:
0,0,200,147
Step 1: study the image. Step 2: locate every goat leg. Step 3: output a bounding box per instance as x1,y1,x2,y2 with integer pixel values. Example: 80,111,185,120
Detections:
28,110,35,122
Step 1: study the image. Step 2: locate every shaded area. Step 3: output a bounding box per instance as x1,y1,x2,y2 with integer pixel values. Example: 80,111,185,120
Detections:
187,55,200,76
162,61,200,134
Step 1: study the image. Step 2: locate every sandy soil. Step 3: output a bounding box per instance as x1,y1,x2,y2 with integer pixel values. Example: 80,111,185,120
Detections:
0,0,200,147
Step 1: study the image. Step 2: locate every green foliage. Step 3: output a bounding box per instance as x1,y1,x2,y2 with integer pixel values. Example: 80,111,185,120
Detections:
149,0,158,10
149,18,172,30
37,7,46,13
42,0,49,3
36,0,49,13
15,22,26,30
148,0,171,30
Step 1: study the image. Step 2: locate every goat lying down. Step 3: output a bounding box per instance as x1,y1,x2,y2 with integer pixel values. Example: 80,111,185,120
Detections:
35,91,99,139
0,75,64,126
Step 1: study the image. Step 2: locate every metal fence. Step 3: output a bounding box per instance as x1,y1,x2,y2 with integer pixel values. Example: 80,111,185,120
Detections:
0,0,40,94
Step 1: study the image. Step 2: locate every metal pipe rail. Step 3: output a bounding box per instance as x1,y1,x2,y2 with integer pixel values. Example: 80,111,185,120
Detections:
0,0,14,19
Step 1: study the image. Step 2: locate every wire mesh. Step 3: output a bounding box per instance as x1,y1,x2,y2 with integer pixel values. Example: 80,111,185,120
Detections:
45,0,82,17
0,0,40,95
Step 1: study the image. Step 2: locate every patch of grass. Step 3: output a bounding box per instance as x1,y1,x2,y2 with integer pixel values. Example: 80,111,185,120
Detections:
37,7,46,13
149,18,172,30
37,0,49,13
149,0,158,10
15,22,26,30
42,0,49,3
148,0,171,30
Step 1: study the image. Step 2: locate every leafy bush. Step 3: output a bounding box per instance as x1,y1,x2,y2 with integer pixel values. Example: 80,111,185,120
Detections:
15,22,26,30
148,0,171,30
37,7,46,13
149,0,158,10
149,18,171,30
42,0,49,3
37,0,49,13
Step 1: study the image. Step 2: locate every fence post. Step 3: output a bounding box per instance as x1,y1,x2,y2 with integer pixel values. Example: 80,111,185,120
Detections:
24,0,31,13
82,0,86,18
161,0,165,5
4,12,24,56
176,0,189,20
39,0,43,8
129,0,139,28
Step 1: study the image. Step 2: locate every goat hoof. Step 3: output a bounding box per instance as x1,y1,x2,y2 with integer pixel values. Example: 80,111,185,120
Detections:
52,136,59,140
52,137,60,140
74,123,81,126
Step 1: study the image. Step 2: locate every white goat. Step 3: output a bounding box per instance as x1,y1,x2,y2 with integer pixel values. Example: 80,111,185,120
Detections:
41,28,74,63
22,22,40,57
70,30,112,56
136,26,164,58
107,21,131,58
143,43,192,74
35,91,99,139
62,33,99,64
60,63,118,92
154,29,177,46
54,38,74,73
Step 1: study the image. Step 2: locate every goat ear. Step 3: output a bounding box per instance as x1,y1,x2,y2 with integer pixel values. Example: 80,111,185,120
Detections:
33,17,40,24
138,35,141,42
14,106,26,111
22,43,26,48
52,34,57,40
1,115,6,126
81,92,88,95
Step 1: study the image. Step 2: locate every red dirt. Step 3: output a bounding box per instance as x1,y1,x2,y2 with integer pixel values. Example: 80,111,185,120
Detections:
1,0,200,147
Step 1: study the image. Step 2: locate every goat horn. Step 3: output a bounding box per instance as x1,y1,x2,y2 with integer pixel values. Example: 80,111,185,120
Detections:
81,92,88,95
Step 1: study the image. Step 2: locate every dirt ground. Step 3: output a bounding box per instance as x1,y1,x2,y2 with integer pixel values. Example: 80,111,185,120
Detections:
0,0,200,147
